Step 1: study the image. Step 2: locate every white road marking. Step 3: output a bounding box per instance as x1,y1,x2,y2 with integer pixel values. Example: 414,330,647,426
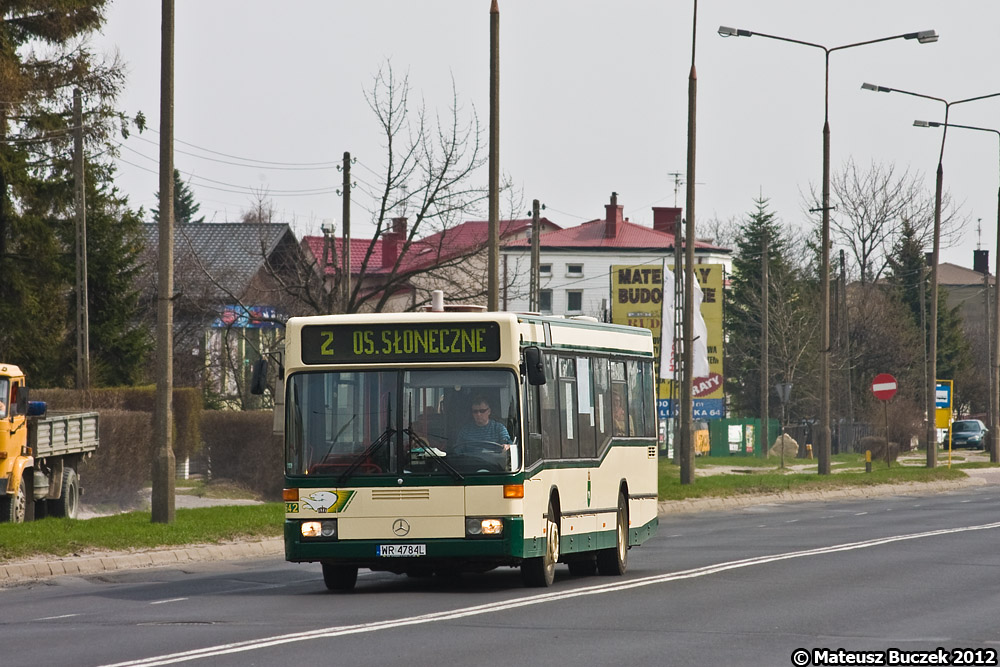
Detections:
34,613,80,621
100,520,1000,667
149,598,188,605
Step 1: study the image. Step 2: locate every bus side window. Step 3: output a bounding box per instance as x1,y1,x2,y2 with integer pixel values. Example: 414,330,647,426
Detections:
524,384,542,467
576,357,597,458
558,356,578,459
611,361,629,436
540,354,561,460
641,360,656,436
627,360,645,437
593,357,611,451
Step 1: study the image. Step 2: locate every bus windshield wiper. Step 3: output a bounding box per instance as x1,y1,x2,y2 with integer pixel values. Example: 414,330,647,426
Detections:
320,413,357,463
338,399,393,485
404,427,464,481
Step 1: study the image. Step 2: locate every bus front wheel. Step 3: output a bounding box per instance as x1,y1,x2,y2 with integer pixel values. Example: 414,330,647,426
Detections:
597,491,628,576
322,563,358,591
521,499,559,587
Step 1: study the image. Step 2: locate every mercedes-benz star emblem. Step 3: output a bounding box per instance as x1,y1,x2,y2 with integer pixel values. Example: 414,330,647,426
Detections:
392,519,410,536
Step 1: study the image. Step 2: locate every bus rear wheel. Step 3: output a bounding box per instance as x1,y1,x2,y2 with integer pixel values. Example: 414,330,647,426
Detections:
522,499,559,587
597,491,628,576
322,563,358,591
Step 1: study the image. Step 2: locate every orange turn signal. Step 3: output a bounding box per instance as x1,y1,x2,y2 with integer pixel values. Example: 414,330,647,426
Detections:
503,484,524,499
283,488,299,501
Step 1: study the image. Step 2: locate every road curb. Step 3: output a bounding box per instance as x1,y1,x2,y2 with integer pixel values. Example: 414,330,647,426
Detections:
0,537,284,587
657,476,985,515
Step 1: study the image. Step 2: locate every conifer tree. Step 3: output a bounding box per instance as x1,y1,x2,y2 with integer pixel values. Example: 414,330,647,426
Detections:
724,198,807,416
152,169,205,224
0,1,144,385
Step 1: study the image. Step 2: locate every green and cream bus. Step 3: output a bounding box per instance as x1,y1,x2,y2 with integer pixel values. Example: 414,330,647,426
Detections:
259,309,658,591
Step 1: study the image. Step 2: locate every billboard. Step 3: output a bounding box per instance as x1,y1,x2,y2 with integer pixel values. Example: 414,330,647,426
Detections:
610,263,724,420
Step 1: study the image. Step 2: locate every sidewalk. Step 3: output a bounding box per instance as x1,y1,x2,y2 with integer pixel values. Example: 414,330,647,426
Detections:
1,463,993,587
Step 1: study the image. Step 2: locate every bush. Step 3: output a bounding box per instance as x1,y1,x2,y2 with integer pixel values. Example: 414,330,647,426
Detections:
32,386,202,459
201,410,282,501
858,435,900,463
78,410,151,506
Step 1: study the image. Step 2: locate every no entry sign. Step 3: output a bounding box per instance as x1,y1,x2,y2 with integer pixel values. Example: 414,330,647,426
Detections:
871,373,898,401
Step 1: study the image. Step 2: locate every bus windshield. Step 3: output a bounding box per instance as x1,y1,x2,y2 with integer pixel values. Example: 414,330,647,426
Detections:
286,368,520,478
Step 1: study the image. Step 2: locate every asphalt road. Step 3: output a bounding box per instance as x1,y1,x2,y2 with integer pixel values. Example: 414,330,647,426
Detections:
7,484,1000,667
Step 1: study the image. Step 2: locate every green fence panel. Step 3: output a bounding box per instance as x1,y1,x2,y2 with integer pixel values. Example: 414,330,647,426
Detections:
708,418,779,457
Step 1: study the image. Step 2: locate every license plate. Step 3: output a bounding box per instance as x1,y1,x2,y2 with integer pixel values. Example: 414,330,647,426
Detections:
377,544,426,557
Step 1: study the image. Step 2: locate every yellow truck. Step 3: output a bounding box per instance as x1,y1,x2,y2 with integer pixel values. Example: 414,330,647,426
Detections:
0,363,99,522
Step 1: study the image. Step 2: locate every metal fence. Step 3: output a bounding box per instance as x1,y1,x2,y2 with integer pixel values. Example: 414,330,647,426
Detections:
782,420,878,457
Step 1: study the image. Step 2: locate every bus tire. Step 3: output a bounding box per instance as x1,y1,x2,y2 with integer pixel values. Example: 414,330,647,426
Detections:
322,563,358,591
48,468,80,519
597,490,628,576
522,498,559,587
0,474,28,523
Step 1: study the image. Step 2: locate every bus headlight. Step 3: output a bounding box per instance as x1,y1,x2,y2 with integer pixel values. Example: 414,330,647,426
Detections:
466,517,503,537
301,520,337,539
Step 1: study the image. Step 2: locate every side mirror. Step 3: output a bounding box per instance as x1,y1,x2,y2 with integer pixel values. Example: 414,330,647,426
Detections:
523,346,546,386
250,359,268,395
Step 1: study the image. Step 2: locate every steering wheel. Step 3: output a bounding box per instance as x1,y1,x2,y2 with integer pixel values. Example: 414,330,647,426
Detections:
455,439,508,455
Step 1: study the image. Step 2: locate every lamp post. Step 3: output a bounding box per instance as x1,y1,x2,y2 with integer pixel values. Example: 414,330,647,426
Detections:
862,85,1000,467
718,26,937,475
915,119,1000,464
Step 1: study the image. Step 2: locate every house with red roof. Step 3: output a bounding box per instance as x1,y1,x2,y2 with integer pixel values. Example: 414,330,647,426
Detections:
301,215,560,312
502,193,731,317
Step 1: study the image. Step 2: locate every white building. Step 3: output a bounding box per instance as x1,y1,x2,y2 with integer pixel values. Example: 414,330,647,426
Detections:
502,193,732,318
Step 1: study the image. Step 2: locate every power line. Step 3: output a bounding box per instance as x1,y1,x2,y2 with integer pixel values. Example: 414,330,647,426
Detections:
128,134,339,171
143,127,341,167
116,157,337,197
116,143,337,194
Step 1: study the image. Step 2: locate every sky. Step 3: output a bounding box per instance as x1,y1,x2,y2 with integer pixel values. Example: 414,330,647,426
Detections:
92,1,1000,271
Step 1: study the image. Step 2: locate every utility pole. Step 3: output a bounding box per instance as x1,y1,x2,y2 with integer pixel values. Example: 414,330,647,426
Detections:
760,227,769,459
530,199,540,312
841,249,854,429
342,151,351,313
679,0,698,484
487,0,500,311
73,88,90,390
671,218,683,465
152,0,176,524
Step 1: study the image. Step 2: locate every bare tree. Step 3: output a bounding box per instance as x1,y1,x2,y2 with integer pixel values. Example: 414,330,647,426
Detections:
243,59,498,316
700,214,740,250
805,159,966,284
241,187,277,224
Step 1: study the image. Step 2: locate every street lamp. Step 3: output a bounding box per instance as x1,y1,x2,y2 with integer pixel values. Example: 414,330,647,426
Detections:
915,119,1000,464
718,26,937,475
862,84,1000,467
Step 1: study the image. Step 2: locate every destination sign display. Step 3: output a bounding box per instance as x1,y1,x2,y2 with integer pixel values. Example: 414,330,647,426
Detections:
301,322,501,364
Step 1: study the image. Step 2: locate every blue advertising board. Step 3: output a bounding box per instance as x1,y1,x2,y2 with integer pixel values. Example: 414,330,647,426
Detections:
659,398,725,420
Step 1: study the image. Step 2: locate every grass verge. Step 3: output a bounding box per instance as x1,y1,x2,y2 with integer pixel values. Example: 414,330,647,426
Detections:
658,454,973,501
0,504,283,563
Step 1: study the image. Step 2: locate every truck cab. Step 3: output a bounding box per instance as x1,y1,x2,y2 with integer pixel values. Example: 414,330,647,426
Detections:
0,363,32,522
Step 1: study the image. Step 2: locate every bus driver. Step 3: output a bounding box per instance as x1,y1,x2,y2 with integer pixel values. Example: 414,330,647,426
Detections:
457,395,511,448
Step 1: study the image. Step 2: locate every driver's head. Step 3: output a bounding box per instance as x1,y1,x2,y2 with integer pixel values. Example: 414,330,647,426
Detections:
470,396,491,427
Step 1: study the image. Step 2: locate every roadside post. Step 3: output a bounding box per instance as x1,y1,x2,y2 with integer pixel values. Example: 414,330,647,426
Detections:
774,382,793,469
936,380,954,468
871,373,897,468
